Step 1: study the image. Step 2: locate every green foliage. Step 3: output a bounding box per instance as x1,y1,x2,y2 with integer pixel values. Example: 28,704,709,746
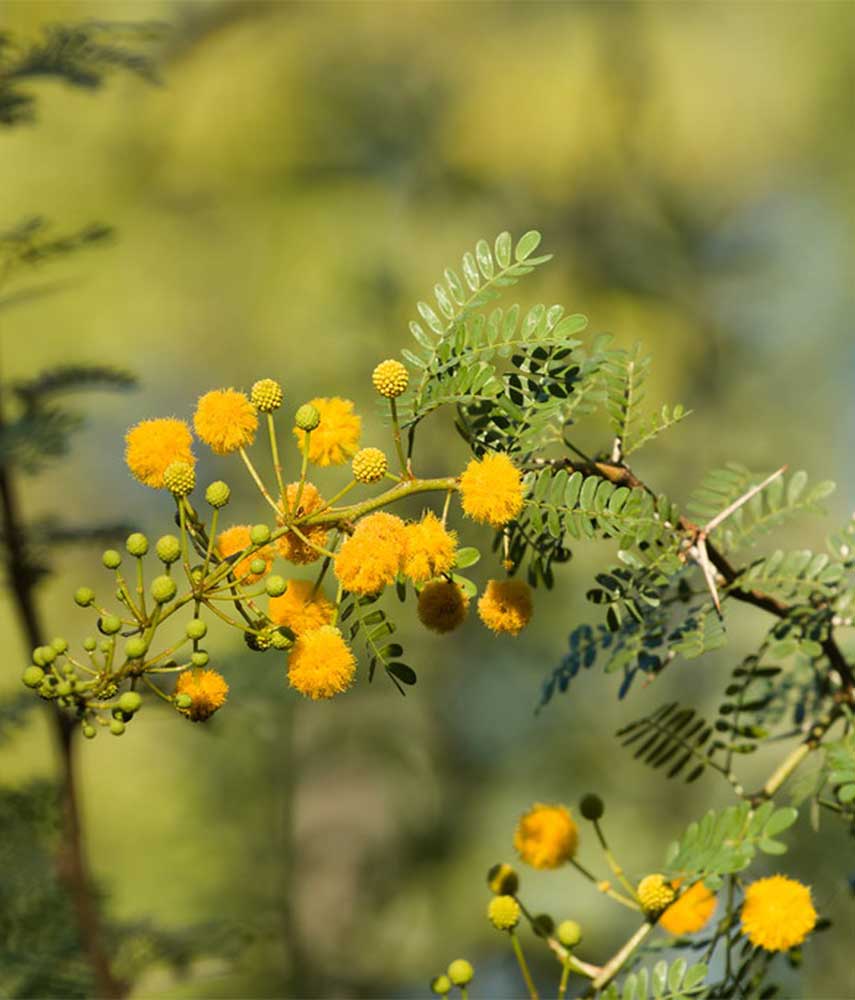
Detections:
339,591,415,694
602,959,708,1000
736,548,845,602
823,729,855,810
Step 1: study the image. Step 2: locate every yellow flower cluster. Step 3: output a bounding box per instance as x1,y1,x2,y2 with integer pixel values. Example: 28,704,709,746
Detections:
403,511,457,583
269,580,334,636
478,579,533,635
659,881,717,935
287,625,356,700
217,525,274,583
459,452,525,528
417,580,469,634
194,388,258,455
740,875,817,952
175,668,229,721
637,874,677,917
276,482,329,565
125,418,195,489
293,396,361,466
513,803,578,870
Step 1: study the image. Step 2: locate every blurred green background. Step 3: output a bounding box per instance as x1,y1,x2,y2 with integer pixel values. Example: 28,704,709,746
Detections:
2,1,854,997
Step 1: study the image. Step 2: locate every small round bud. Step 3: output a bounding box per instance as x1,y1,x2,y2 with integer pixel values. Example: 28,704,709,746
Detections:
487,862,519,896
124,637,148,660
83,636,97,652
191,650,209,667
99,640,112,653
38,682,57,699
579,793,604,821
82,724,97,740
251,378,283,412
205,480,231,509
109,718,126,736
487,895,521,931
294,403,320,432
98,615,122,636
119,691,142,714
156,534,181,564
532,913,555,938
352,447,388,484
637,874,677,918
265,575,287,597
186,618,207,640
447,960,474,987
270,629,292,650
372,359,409,398
22,665,45,688
102,549,122,570
557,920,583,948
38,645,57,665
250,524,271,545
74,586,95,607
175,693,193,710
430,974,452,996
51,637,69,654
151,575,177,605
56,680,73,698
163,461,195,496
126,532,149,557
249,557,267,576
62,662,75,676
32,648,45,666
190,566,205,586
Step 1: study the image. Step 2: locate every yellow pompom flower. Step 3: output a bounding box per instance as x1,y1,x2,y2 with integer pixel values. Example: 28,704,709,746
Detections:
175,668,229,721
275,482,330,565
740,875,817,952
659,881,717,935
514,803,578,869
194,388,258,455
292,396,361,466
487,895,521,931
125,418,195,489
162,461,195,497
269,580,335,636
372,359,409,398
334,512,406,595
417,580,469,634
352,447,388,485
459,452,525,528
402,511,457,584
478,579,533,636
287,625,356,700
637,874,677,917
217,525,274,583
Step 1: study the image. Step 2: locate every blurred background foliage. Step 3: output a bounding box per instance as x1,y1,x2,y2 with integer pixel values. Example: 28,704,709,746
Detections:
1,1,854,997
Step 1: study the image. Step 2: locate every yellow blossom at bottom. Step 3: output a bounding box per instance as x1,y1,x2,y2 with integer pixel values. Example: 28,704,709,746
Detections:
269,580,334,636
402,511,457,583
417,580,469,633
513,803,578,869
287,625,356,700
660,881,717,935
334,512,406,594
478,579,533,635
175,668,229,721
740,875,817,952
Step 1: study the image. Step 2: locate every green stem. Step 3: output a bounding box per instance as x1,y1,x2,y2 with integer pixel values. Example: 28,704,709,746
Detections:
510,930,539,1000
240,446,280,514
267,412,286,502
292,432,311,515
558,957,571,1000
300,476,458,528
389,397,409,477
589,922,655,994
593,818,639,900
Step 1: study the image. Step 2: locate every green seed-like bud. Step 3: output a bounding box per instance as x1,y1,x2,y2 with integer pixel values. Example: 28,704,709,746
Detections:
294,403,320,432
430,974,452,996
74,586,95,607
191,650,209,667
447,960,474,987
163,461,195,496
109,718,126,736
51,637,69,654
175,693,192,709
56,680,73,697
151,575,177,605
251,378,283,413
249,557,267,576
38,645,57,665
99,615,122,635
156,534,181,564
124,637,148,660
270,629,292,650
186,618,207,640
102,549,122,570
250,524,271,545
82,724,97,740
557,920,583,948
100,639,112,653
579,794,604,821
190,566,205,586
83,636,97,652
32,648,45,666
119,691,143,714
22,665,45,688
205,480,231,509
265,575,286,597
126,532,149,557
38,682,57,699
62,662,75,676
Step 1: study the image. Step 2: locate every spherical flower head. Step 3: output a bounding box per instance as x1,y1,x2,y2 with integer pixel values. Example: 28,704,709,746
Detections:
150,575,177,605
269,580,335,636
251,378,283,413
430,974,452,996
155,534,181,564
352,447,388,485
175,668,229,721
487,862,519,896
276,482,329,565
287,625,356,700
514,803,578,869
478,579,533,636
557,920,583,948
740,875,817,952
218,525,274,583
205,480,231,509
459,452,525,528
292,397,361,466
660,881,717,936
372,359,409,398
402,511,457,584
488,895,521,931
447,960,473,987
194,388,258,455
417,580,469,634
334,512,406,595
163,461,195,497
125,418,195,489
126,532,149,557
637,874,677,918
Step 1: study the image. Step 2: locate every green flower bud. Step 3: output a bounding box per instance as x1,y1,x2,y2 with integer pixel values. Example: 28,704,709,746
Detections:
38,645,57,665
83,636,97,652
186,619,207,640
579,794,604,821
102,549,122,570
270,630,292,650
265,575,287,597
51,637,69,654
32,647,45,666
22,665,45,688
557,920,583,948
62,662,75,676
74,587,95,607
191,650,209,667
124,637,148,660
82,724,97,740
250,523,271,545
249,557,267,577
38,682,57,699
151,575,177,605
98,615,122,636
251,378,283,413
109,718,126,736
205,480,231,509
447,960,474,987
119,691,142,714
175,693,192,709
126,532,149,557
156,534,181,564
55,680,73,697
430,974,452,996
99,639,113,653
294,403,320,432
163,461,195,496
